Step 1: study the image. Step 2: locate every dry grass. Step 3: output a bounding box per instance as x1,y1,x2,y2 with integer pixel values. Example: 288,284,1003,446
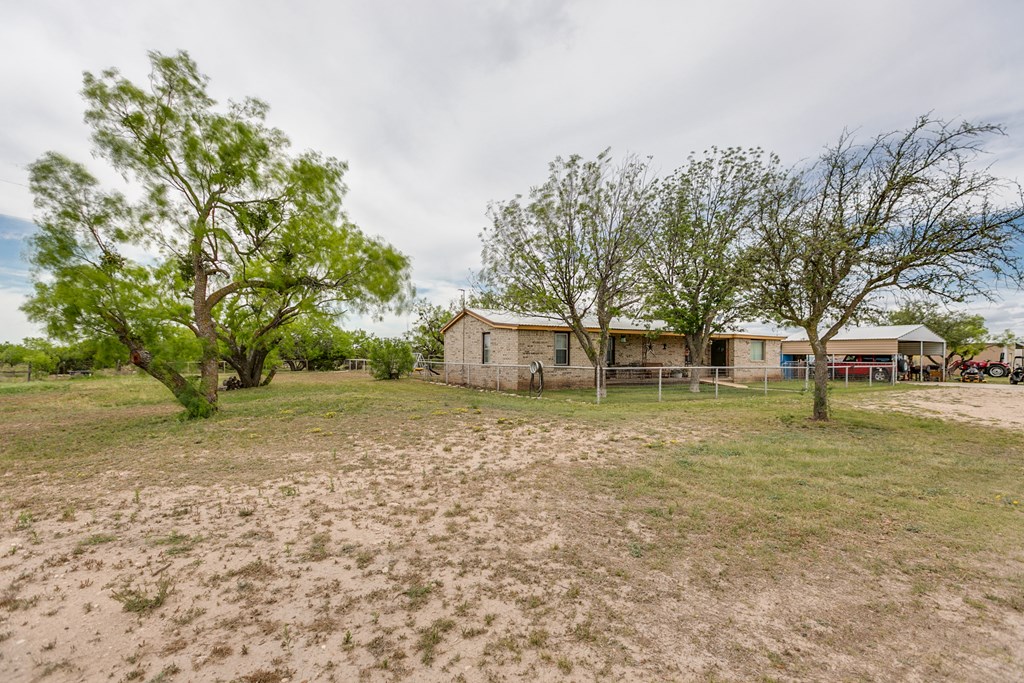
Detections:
0,371,1022,682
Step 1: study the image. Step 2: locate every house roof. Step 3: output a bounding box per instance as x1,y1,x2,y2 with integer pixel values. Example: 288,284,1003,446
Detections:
783,324,945,344
441,308,786,340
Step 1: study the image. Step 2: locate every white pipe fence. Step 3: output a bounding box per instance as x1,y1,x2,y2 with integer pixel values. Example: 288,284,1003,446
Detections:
410,359,902,403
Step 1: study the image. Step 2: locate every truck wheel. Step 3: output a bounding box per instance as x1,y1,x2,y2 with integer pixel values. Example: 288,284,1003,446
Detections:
986,365,1007,378
872,368,890,382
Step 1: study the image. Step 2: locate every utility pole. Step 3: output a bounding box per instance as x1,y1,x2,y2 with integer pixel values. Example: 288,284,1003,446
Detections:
458,288,466,371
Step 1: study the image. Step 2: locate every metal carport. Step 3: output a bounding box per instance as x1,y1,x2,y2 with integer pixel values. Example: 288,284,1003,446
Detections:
781,325,947,380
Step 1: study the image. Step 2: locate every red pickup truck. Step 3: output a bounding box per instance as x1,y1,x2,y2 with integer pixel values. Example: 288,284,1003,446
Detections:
829,354,909,382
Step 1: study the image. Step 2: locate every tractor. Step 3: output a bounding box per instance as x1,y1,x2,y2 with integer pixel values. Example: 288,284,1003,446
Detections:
948,358,1011,378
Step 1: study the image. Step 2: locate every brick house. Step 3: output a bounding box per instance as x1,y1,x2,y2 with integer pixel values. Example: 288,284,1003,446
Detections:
439,308,783,390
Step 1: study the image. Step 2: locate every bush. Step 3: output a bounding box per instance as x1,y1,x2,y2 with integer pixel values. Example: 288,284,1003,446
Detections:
368,338,415,380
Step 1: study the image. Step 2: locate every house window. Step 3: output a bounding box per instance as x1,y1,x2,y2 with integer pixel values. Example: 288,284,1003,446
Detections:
605,336,616,365
554,332,569,366
751,340,765,362
482,332,491,364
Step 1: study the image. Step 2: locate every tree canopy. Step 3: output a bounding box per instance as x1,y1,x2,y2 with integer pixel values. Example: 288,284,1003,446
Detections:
480,150,656,398
641,147,777,392
23,51,410,417
405,299,456,360
752,116,1024,419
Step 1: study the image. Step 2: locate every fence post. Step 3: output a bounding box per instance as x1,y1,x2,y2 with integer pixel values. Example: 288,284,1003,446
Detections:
804,363,809,391
764,366,768,396
845,366,849,388
868,366,873,387
444,363,448,384
658,367,662,402
892,360,897,385
27,362,32,382
715,367,719,399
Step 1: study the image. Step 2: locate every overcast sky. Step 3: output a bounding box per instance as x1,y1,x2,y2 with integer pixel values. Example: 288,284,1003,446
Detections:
2,0,1024,343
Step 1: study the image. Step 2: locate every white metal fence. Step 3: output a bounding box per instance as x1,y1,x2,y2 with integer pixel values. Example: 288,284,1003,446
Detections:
410,359,904,403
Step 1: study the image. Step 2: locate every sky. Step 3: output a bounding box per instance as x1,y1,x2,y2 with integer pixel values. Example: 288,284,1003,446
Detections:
2,0,1024,344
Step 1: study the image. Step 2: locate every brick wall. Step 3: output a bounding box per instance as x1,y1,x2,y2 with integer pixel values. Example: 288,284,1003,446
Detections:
442,315,520,387
731,339,782,381
516,329,687,367
442,313,783,389
442,316,518,365
611,334,687,367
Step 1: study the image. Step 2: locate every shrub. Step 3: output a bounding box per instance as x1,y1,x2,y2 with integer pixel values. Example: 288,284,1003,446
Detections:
368,338,415,380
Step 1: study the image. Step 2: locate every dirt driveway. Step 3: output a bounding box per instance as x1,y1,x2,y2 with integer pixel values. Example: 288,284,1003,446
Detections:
859,382,1024,431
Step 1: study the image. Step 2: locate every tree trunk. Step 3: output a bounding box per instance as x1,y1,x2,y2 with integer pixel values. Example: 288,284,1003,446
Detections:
225,347,272,388
126,341,214,419
809,338,830,421
686,335,707,393
595,332,608,399
193,256,220,408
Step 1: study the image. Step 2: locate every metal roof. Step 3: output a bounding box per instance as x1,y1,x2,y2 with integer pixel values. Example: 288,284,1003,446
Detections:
783,324,945,343
462,308,665,333
441,308,786,339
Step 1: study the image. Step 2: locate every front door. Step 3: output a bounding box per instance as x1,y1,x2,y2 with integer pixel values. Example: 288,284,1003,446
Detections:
710,339,728,367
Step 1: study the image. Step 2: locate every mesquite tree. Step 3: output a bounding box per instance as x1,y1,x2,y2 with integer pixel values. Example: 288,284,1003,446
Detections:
752,116,1024,420
480,150,656,397
641,147,776,392
23,51,409,416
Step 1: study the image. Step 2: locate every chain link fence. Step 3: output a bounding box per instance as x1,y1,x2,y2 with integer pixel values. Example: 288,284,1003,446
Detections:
411,359,902,403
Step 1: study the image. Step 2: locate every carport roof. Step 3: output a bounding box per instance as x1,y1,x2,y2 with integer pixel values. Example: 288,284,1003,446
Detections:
783,324,945,343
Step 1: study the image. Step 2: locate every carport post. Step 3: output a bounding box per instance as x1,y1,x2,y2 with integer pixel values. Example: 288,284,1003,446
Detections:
892,359,896,385
919,340,924,381
658,368,662,402
942,341,946,381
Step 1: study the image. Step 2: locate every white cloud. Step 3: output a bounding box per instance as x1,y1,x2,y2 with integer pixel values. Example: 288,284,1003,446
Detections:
0,288,41,343
2,0,1024,337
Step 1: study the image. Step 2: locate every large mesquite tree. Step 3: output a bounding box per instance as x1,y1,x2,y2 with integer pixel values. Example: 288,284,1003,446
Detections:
752,116,1024,420
641,147,776,392
23,51,410,417
480,150,656,397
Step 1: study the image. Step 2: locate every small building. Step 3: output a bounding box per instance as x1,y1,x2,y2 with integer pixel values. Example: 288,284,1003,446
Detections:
780,324,946,364
440,308,784,390
971,342,1023,366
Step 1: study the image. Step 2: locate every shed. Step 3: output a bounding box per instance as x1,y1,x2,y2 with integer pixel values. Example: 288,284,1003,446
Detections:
781,325,946,359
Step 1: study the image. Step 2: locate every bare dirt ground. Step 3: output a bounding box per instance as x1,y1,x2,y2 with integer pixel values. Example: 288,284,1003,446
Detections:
859,382,1024,431
1,375,1022,682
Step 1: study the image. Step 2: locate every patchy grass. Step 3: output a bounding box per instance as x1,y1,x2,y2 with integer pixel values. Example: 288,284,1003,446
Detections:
1,372,1022,682
151,530,202,556
416,618,456,665
110,577,173,614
